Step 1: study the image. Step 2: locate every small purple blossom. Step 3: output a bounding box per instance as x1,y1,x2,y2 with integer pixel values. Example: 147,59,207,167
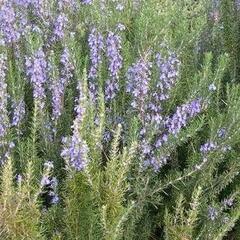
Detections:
217,128,226,138
221,145,232,153
41,176,51,187
116,23,126,31
209,83,217,91
51,194,60,204
116,3,124,11
200,141,217,154
81,0,93,4
208,206,218,221
222,198,234,208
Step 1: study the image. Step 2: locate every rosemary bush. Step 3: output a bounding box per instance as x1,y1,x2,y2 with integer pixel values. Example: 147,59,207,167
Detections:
0,0,240,239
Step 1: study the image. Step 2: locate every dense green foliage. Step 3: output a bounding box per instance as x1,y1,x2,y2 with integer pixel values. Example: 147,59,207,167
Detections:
1,0,240,239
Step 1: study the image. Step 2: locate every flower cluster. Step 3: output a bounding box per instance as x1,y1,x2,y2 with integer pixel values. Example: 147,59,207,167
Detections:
26,49,47,111
61,134,89,171
156,51,180,101
61,82,89,171
167,99,202,135
88,28,104,80
126,58,152,119
52,48,74,121
88,28,104,102
0,54,8,138
52,13,68,42
105,31,123,101
11,99,25,127
0,2,20,45
200,141,217,155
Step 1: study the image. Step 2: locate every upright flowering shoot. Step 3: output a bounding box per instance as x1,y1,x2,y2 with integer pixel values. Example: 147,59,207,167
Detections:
105,31,123,101
61,82,89,171
11,98,25,132
51,47,74,122
51,13,68,42
26,49,47,112
126,57,152,121
156,50,180,101
0,54,8,139
167,99,202,136
88,28,104,102
0,2,20,45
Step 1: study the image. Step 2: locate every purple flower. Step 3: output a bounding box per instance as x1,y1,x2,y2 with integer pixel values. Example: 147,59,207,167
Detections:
167,99,202,135
52,13,68,41
88,28,104,80
106,31,122,80
200,141,217,154
61,134,89,171
11,99,25,127
51,194,59,204
143,155,169,172
223,198,234,208
26,49,47,111
41,176,51,187
105,79,119,101
208,206,218,221
217,128,226,138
